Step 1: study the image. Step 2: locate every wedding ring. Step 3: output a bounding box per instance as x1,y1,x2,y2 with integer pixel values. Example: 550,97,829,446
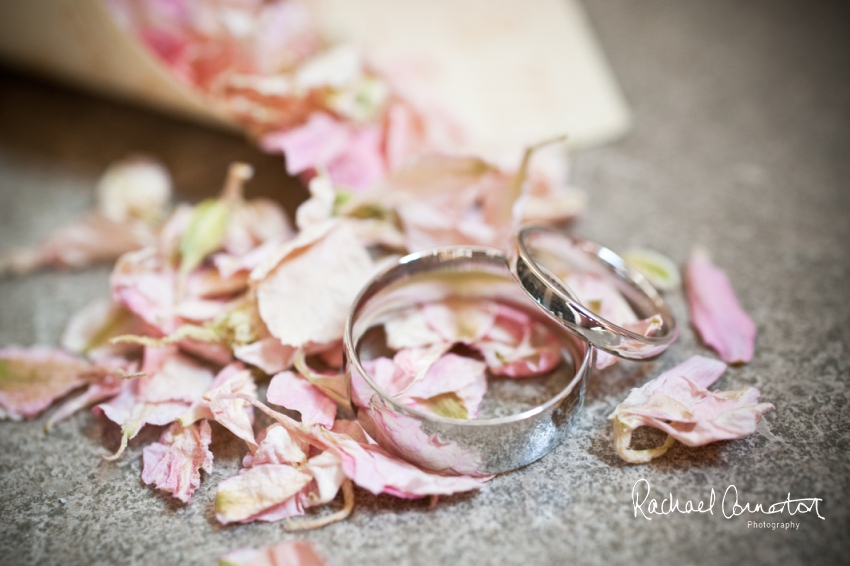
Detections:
508,225,678,360
344,247,593,475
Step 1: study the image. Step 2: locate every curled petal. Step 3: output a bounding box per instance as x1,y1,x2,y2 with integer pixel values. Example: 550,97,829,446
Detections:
320,427,488,498
234,337,297,375
45,377,123,432
247,424,308,468
609,355,774,463
0,347,90,419
686,249,756,364
267,371,336,428
474,304,562,378
203,368,258,451
1,213,153,276
141,421,213,503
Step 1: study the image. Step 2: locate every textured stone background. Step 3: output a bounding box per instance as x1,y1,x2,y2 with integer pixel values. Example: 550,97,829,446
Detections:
1,1,848,565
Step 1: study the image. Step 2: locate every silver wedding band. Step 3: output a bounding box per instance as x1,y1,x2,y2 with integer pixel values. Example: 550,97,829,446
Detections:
344,230,677,475
509,225,678,360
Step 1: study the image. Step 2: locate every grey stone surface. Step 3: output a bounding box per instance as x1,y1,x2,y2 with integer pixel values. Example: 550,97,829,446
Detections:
1,1,848,565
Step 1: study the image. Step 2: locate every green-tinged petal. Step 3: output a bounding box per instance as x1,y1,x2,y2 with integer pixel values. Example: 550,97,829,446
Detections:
623,248,681,292
415,392,469,420
179,198,230,280
111,325,222,348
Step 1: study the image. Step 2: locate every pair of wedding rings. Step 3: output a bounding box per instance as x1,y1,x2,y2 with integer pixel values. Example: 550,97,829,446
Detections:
344,226,678,474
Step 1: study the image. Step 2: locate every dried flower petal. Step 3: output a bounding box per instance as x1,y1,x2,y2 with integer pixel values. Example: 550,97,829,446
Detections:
256,222,374,348
141,421,213,503
686,249,757,364
215,464,313,524
622,247,681,292
0,347,90,420
0,213,154,277
61,299,146,359
609,355,774,463
267,371,337,428
45,377,124,433
201,365,259,451
245,425,308,468
260,112,386,191
320,426,488,498
234,337,296,375
216,540,328,566
97,156,172,224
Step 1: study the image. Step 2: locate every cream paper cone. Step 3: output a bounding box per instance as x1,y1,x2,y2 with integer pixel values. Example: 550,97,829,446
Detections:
0,0,631,150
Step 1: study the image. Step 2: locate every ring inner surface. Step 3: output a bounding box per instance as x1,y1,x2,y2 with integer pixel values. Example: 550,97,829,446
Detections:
349,253,588,424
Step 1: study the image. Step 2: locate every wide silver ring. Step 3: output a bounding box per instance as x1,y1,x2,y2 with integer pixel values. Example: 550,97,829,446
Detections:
508,225,678,360
344,247,593,475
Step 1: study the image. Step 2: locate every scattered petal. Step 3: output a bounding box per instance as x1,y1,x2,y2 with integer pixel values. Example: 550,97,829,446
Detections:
686,249,757,364
0,347,90,419
320,427,488,498
267,371,337,428
215,464,312,524
216,540,328,566
609,355,774,463
141,421,213,503
256,222,374,348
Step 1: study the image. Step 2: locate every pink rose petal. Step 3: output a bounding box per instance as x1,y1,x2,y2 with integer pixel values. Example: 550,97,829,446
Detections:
202,366,259,451
216,541,328,566
474,303,562,377
256,222,375,348
215,464,313,524
141,420,213,503
234,337,297,374
46,377,124,432
609,355,774,463
686,249,757,364
320,427,488,498
0,212,154,276
267,371,337,428
358,400,486,475
245,424,308,468
0,347,91,419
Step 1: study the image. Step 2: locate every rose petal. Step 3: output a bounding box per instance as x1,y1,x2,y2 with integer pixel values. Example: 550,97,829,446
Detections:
256,222,374,348
320,426,488,498
609,355,774,463
141,421,213,503
0,347,90,419
202,367,258,451
216,541,328,566
215,464,312,524
1,213,153,276
267,371,337,428
234,337,297,374
246,424,308,468
45,377,124,432
686,249,757,364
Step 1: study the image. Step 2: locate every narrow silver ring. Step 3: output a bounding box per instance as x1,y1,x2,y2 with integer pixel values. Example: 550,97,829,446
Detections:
344,247,593,475
508,226,678,360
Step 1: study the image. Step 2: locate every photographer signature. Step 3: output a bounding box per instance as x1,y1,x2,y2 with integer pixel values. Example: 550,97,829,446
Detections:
631,478,824,520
